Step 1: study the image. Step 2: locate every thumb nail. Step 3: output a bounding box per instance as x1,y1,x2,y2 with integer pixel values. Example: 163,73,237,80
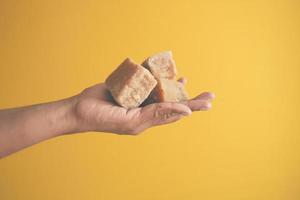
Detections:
179,111,192,116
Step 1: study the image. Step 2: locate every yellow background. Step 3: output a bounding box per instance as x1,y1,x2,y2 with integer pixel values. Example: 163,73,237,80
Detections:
1,0,300,199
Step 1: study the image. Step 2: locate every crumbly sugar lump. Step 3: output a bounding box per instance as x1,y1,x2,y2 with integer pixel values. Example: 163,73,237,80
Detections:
150,78,188,102
142,51,177,79
105,58,157,108
142,51,188,103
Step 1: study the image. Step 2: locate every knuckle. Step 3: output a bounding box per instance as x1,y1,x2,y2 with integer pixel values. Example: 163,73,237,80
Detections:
129,129,140,135
154,103,164,111
154,103,169,114
124,123,139,135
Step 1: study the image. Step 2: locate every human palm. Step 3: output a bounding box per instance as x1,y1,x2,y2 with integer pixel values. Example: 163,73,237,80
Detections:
74,81,214,135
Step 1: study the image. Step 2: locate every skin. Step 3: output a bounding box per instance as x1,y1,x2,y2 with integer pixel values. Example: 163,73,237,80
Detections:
0,79,215,158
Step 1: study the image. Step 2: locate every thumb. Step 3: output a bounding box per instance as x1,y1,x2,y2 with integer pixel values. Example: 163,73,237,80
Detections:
137,102,192,131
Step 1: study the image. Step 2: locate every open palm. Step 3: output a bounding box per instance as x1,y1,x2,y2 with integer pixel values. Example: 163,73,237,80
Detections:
74,80,214,135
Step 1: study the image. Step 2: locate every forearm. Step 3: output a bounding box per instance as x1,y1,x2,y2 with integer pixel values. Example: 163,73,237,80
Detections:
0,96,79,158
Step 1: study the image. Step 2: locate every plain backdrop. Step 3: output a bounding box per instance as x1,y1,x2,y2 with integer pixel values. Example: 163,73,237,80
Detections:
0,0,300,199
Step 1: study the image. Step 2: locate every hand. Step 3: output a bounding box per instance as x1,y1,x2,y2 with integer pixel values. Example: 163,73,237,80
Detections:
73,79,215,135
0,78,214,157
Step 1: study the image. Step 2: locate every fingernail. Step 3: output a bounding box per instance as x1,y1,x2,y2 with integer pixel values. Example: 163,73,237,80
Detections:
210,93,216,100
180,110,192,116
201,102,212,110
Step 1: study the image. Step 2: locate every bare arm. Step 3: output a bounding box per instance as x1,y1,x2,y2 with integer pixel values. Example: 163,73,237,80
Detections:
0,97,79,157
0,82,214,158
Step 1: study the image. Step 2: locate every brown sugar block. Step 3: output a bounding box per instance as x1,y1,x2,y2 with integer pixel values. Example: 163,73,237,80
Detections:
150,78,188,102
105,58,157,109
142,51,177,79
141,51,189,104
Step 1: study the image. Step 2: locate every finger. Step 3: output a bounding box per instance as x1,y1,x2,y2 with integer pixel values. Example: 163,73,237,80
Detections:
138,102,192,129
192,92,215,101
177,77,187,85
181,99,212,111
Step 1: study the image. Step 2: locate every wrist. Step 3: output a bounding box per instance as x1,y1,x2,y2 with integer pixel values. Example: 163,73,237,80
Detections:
52,95,83,136
62,94,96,135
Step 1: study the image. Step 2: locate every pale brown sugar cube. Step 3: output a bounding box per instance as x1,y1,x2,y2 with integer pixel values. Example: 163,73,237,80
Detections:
105,58,157,109
149,78,188,103
142,51,177,79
